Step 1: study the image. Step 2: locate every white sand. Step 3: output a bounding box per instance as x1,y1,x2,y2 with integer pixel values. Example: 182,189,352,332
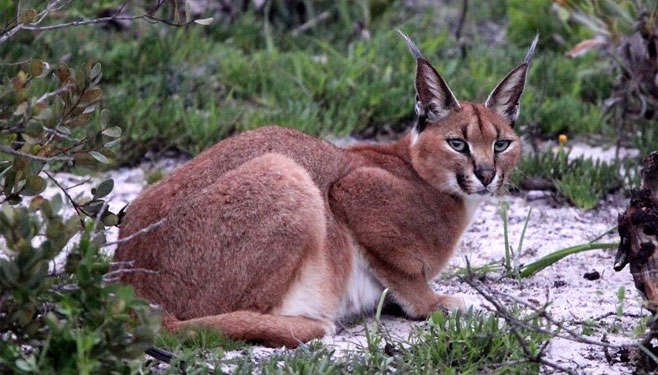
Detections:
40,142,645,373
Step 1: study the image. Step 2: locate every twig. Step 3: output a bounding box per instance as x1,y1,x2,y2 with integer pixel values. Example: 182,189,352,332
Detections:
92,199,109,234
0,0,64,44
36,84,73,104
463,273,577,374
101,218,166,248
0,145,73,162
64,178,92,191
455,0,468,39
43,169,85,228
102,267,159,282
0,0,195,46
42,127,80,143
461,258,656,373
291,11,331,36
21,14,195,32
109,260,134,267
455,0,468,59
477,281,638,349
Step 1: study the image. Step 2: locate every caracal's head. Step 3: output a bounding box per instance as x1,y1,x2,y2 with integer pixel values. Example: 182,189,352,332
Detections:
399,31,538,198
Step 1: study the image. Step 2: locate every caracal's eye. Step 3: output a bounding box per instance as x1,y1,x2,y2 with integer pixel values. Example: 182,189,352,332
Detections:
447,139,468,153
494,140,511,153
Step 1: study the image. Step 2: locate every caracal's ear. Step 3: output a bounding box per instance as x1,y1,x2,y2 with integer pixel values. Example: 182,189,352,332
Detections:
485,35,539,126
398,30,460,133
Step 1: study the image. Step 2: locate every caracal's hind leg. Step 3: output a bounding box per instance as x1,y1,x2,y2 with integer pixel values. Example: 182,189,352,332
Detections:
119,152,338,338
164,311,331,348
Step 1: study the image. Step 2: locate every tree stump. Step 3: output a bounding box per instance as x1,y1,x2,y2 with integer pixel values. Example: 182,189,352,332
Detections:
615,151,658,311
615,151,658,372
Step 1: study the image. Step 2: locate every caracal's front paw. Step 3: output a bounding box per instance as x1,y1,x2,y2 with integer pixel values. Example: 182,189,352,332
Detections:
435,294,466,313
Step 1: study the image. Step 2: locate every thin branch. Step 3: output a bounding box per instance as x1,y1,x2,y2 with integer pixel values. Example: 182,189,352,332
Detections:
470,278,639,349
0,145,73,162
291,10,331,36
455,0,468,41
43,169,85,229
102,267,159,282
92,199,109,234
0,0,196,46
0,0,65,44
21,14,195,32
63,177,92,191
102,218,166,248
36,84,73,104
464,274,577,374
42,127,80,143
0,58,32,66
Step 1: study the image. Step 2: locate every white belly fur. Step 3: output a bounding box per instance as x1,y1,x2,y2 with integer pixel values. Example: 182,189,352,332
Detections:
274,239,384,325
336,241,384,320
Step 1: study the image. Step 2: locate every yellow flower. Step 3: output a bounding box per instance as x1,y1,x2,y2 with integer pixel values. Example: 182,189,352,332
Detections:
558,134,567,144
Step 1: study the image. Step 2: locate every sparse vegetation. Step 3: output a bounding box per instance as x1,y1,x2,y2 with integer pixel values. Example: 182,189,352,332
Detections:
512,144,624,210
153,308,549,375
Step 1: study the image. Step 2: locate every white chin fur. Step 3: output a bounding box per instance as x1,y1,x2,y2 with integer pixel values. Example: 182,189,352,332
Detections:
462,194,484,227
410,130,419,145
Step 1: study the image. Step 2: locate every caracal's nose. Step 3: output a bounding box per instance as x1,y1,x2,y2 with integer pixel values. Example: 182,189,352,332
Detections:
475,166,495,186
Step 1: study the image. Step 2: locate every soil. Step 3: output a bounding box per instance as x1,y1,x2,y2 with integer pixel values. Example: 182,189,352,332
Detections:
41,142,647,374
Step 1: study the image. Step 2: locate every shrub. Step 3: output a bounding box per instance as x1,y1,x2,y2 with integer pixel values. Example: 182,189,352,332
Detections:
0,2,217,373
512,146,623,210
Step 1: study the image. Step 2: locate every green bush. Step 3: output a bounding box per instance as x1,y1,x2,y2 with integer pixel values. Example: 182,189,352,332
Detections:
0,3,192,374
506,0,591,52
512,146,623,210
0,58,160,374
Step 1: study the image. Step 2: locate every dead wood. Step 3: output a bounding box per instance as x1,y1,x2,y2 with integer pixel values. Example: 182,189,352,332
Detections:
615,151,658,373
615,152,658,311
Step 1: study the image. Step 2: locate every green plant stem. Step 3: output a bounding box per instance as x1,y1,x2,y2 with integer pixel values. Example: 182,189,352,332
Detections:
375,288,389,322
516,243,618,278
501,203,511,272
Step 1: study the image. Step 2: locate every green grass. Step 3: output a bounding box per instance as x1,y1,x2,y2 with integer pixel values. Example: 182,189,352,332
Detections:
154,309,548,374
0,0,619,165
511,146,624,210
155,326,247,352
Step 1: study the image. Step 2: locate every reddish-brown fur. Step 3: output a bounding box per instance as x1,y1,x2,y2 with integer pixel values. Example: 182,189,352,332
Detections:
114,33,536,347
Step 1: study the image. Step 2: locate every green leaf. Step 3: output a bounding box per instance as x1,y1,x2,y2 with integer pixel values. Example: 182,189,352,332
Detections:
1,259,20,284
18,9,37,24
104,139,121,148
29,59,44,77
82,199,105,215
51,193,63,213
194,17,214,25
100,108,110,127
517,243,618,278
13,102,27,116
15,358,35,372
55,125,71,135
55,63,71,83
22,176,46,196
34,107,52,121
93,179,114,199
102,126,122,138
80,88,102,103
102,213,119,226
68,114,93,127
90,62,102,79
46,220,65,242
90,151,110,164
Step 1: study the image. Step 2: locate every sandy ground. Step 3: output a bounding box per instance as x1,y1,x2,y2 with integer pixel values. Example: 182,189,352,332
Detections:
40,142,647,374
